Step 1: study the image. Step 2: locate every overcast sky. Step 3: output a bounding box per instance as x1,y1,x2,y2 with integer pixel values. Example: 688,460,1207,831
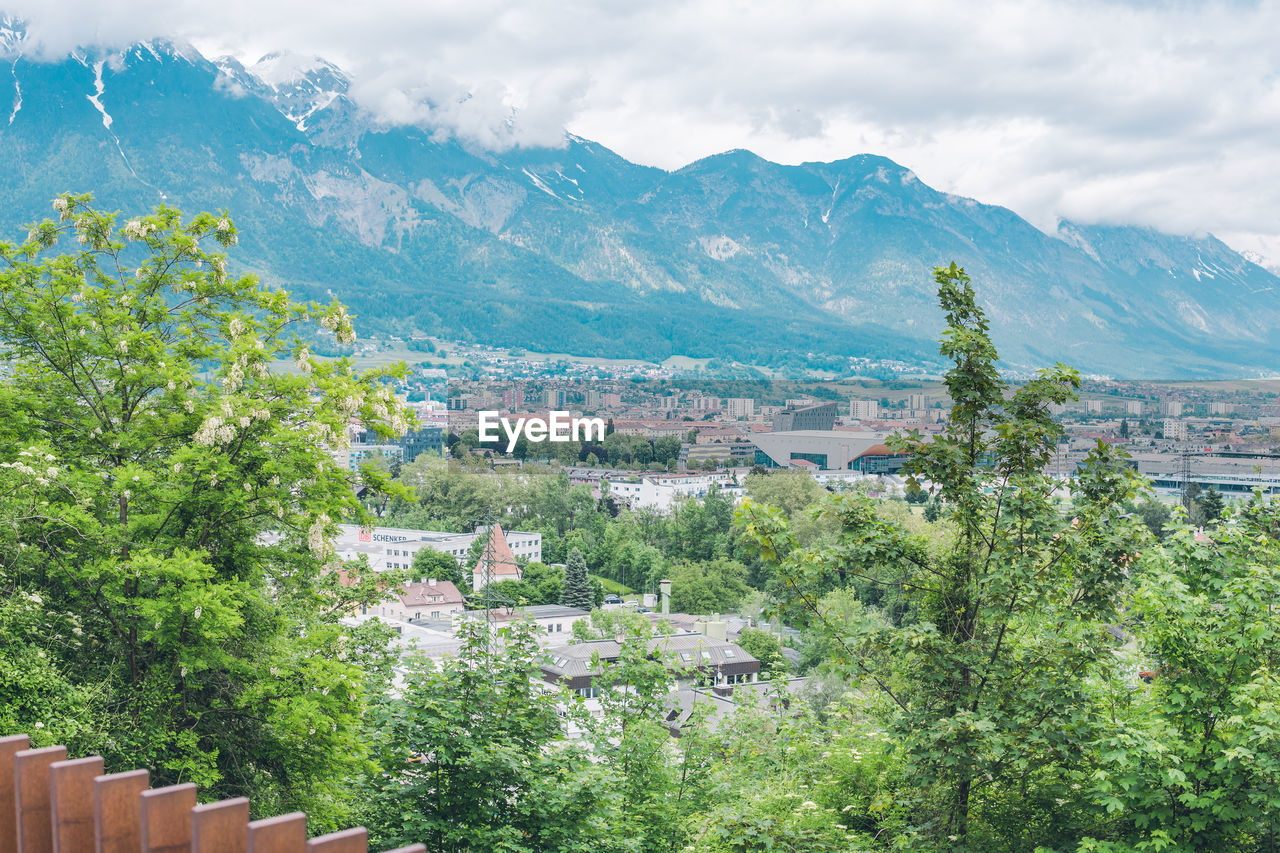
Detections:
11,0,1280,259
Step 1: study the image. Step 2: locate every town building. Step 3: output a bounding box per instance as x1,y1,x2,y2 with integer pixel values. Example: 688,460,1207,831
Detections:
678,441,756,469
1128,451,1280,495
772,402,838,431
471,523,524,591
750,430,906,472
373,579,466,623
396,425,444,462
724,398,755,419
540,634,761,698
849,399,879,420
332,443,403,472
604,471,742,512
333,523,541,573
462,604,590,638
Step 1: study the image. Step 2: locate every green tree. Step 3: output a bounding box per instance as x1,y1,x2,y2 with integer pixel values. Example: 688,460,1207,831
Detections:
738,263,1143,849
735,628,787,676
1087,500,1280,849
364,621,618,852
561,547,595,610
1196,486,1225,526
667,558,749,615
409,546,466,588
1133,498,1173,540
0,196,408,825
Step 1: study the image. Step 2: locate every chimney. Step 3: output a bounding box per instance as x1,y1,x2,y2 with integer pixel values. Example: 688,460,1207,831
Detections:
428,578,437,587
659,579,671,616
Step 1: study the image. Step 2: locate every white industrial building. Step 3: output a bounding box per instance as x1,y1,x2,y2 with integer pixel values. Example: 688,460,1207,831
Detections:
604,472,744,512
333,523,542,572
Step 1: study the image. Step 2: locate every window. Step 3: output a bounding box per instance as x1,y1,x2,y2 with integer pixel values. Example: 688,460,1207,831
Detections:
701,650,712,660
431,611,440,619
680,652,694,662
724,648,736,658
556,624,562,632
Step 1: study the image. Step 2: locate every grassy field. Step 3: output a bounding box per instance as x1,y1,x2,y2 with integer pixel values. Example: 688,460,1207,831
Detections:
591,575,635,595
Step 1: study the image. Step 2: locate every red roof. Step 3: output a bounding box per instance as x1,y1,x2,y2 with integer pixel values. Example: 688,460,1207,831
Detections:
476,524,522,580
398,579,465,608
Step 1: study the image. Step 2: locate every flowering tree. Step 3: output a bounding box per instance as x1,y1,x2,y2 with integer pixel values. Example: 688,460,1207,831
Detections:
0,195,408,827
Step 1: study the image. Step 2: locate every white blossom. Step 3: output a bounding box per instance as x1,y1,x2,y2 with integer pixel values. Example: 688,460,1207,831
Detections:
122,219,153,241
307,513,331,557
193,416,224,446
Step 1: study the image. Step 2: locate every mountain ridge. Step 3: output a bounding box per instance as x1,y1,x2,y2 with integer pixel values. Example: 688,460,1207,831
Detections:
2,26,1278,378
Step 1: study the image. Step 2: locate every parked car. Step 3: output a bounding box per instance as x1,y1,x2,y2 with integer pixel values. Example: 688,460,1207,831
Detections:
603,593,623,605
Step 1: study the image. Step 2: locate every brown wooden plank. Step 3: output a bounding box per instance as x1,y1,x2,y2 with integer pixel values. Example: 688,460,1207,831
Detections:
14,745,67,853
93,769,149,853
139,783,197,853
246,812,306,853
0,735,30,853
379,846,426,853
49,756,103,853
304,827,367,853
190,798,249,853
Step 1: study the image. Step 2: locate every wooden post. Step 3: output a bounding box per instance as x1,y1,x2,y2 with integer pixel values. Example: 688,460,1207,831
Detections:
49,756,103,853
246,812,306,853
93,769,149,853
191,797,249,853
304,827,367,853
139,783,197,853
0,735,30,853
380,846,427,853
14,745,67,853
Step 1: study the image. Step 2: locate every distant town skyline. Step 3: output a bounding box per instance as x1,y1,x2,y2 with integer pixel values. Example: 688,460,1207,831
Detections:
9,1,1280,261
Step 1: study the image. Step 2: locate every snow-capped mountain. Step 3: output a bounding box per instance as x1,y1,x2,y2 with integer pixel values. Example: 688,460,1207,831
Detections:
2,28,1279,376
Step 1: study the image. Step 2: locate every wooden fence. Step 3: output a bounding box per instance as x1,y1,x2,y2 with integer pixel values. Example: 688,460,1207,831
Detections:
0,734,425,853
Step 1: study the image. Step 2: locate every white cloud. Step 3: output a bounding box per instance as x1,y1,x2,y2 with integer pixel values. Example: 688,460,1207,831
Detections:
8,0,1280,254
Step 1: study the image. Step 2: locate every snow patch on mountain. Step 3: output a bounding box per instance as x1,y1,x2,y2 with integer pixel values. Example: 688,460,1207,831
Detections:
0,17,25,57
7,58,19,124
246,51,349,130
86,60,112,130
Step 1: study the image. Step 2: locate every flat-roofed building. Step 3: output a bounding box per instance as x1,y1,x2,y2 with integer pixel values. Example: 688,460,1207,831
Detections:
849,399,879,420
333,522,541,574
541,634,761,697
750,430,906,472
1128,451,1280,496
772,402,837,431
462,604,590,638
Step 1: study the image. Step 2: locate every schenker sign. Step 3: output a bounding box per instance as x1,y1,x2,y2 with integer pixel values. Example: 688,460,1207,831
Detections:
477,410,607,453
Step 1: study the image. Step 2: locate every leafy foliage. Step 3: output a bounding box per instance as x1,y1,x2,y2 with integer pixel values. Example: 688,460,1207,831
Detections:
0,195,407,825
560,547,595,610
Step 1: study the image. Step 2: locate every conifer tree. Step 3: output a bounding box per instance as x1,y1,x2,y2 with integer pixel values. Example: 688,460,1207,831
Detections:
560,547,594,610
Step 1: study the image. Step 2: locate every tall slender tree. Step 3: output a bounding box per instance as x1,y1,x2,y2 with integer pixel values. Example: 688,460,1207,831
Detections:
738,263,1144,849
560,546,594,610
